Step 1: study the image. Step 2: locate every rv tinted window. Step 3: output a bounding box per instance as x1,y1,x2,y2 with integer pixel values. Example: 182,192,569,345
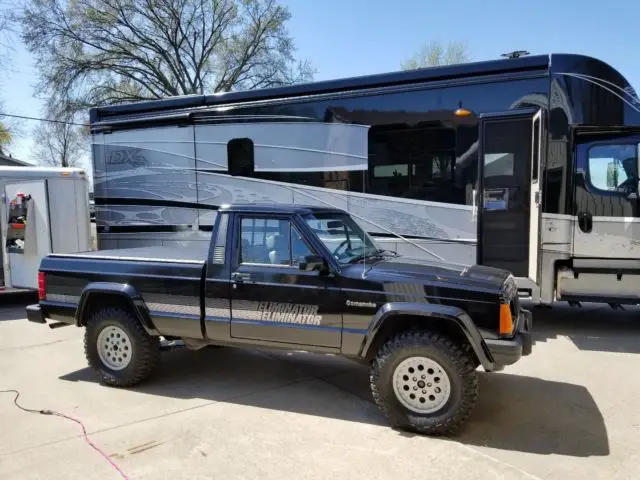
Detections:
367,125,461,203
228,138,254,176
588,144,637,193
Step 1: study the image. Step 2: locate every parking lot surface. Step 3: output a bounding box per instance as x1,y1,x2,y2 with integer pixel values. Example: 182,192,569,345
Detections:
1,301,639,479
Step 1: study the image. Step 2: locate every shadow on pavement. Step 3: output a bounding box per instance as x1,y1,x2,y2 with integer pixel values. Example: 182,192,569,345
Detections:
528,302,640,354
458,372,609,457
59,346,608,457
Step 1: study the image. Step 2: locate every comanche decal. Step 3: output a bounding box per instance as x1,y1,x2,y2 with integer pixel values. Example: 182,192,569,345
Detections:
346,300,376,308
257,302,322,326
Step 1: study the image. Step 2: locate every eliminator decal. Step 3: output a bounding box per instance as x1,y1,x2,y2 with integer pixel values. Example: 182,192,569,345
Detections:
258,302,322,326
232,299,324,326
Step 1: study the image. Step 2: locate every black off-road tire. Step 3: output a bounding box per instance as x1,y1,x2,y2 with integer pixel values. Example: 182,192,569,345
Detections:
84,307,160,387
370,330,479,436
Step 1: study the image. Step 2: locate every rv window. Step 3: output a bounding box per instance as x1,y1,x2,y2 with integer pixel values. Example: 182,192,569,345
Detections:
228,138,254,176
368,125,459,202
483,153,515,178
587,144,637,194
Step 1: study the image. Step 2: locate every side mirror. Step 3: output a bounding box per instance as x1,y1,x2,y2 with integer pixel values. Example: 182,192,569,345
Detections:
299,254,328,273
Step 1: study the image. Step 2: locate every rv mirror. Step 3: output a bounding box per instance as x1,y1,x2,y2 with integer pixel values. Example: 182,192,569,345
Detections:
326,220,343,229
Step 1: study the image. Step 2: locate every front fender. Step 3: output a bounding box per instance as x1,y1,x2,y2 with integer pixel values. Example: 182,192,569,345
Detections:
75,282,158,335
358,302,495,371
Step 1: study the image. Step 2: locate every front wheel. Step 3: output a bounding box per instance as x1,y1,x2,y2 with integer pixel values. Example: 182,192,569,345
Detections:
370,330,479,436
84,307,160,387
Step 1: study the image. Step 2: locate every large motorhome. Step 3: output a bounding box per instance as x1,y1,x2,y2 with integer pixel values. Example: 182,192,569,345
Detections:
89,53,640,306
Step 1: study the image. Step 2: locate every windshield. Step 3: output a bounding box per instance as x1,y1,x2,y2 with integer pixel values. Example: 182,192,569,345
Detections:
303,212,382,264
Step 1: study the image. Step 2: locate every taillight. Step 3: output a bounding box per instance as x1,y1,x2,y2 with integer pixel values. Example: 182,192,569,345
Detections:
38,271,46,301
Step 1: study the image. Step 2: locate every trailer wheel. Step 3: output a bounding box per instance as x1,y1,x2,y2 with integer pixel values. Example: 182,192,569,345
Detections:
84,307,160,387
370,330,479,436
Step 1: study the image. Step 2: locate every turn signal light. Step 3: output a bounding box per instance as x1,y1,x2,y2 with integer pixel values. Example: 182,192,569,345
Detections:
38,271,46,301
499,303,513,336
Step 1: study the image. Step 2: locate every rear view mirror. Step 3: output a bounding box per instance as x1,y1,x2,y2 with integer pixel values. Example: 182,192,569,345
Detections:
299,254,327,273
326,220,343,229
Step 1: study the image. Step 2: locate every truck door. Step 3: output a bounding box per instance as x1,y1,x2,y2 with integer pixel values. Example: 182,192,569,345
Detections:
2,180,52,289
476,109,544,285
228,214,343,349
573,132,640,261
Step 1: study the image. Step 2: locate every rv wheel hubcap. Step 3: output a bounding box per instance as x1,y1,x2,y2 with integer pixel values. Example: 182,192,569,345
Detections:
97,326,132,370
392,356,451,414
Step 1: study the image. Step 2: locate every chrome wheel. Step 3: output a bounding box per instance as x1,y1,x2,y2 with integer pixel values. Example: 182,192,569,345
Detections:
97,325,132,371
392,356,451,414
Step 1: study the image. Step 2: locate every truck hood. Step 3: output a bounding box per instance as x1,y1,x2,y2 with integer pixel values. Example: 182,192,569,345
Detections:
341,255,512,292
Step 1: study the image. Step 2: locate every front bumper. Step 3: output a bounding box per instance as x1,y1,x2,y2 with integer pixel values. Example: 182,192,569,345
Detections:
484,308,533,370
26,303,46,324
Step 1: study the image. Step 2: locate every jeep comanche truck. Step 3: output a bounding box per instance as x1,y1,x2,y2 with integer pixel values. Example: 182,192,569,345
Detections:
27,203,532,435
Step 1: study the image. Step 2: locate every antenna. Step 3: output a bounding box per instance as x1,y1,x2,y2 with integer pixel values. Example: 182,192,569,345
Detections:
501,50,530,59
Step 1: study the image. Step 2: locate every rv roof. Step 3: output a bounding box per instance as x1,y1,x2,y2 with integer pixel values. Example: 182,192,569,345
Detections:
0,166,86,178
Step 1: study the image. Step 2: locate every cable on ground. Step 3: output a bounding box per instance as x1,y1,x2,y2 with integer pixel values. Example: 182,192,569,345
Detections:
0,389,129,479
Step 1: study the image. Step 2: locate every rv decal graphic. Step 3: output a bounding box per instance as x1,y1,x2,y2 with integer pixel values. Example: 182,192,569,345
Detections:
257,301,323,325
106,148,149,168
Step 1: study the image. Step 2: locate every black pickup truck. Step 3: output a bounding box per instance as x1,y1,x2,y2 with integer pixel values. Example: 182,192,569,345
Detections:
27,203,532,435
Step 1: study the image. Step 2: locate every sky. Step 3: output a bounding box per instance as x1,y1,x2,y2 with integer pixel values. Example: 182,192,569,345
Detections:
2,0,640,172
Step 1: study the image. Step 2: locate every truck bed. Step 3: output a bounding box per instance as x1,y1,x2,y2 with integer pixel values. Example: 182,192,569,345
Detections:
51,245,208,264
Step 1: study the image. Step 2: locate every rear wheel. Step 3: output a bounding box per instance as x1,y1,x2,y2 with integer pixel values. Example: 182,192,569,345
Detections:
84,307,160,387
370,330,479,435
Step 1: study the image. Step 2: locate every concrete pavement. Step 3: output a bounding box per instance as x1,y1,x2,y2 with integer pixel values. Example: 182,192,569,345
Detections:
1,302,639,479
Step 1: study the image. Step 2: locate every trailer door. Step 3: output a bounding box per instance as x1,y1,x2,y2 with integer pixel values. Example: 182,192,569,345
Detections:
3,180,52,289
476,109,543,284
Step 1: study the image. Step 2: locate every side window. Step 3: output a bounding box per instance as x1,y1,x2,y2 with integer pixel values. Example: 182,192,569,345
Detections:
239,217,312,266
588,144,638,194
367,125,462,204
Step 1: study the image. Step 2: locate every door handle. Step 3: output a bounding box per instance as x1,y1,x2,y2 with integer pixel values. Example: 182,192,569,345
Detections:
231,272,246,283
231,272,247,290
577,212,593,233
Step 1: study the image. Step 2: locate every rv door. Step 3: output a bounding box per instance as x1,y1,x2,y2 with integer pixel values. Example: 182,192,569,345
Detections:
573,130,640,263
476,108,544,286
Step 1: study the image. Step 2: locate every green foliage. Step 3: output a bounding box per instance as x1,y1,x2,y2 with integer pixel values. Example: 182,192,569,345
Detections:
0,121,11,146
401,40,471,70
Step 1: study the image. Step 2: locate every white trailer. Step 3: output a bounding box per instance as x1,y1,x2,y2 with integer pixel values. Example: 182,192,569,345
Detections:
0,166,92,294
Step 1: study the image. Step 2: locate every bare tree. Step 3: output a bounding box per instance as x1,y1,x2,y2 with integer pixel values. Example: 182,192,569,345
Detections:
19,0,314,113
0,3,17,148
401,40,471,70
31,110,87,167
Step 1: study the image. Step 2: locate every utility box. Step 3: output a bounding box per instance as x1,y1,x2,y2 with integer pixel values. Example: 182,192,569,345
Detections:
1,166,92,291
